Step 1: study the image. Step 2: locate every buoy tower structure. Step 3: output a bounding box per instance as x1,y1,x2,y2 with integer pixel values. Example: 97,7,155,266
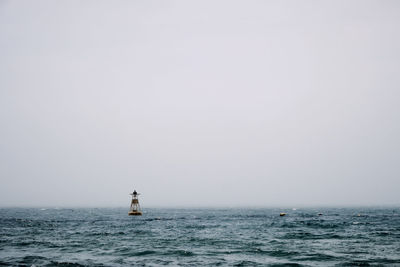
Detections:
128,190,142,216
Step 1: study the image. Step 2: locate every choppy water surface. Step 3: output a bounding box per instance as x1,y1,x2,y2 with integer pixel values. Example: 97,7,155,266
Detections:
1,208,399,266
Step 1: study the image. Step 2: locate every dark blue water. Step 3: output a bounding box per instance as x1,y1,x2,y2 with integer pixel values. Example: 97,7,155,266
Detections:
1,208,399,266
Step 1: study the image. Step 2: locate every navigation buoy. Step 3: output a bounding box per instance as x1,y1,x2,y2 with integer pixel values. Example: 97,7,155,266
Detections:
128,190,142,216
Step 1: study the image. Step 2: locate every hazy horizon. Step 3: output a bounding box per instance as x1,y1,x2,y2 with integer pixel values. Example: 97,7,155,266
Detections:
1,0,400,207
2,203,399,209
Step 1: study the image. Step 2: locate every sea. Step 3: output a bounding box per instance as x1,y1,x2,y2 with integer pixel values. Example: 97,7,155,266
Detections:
1,207,399,266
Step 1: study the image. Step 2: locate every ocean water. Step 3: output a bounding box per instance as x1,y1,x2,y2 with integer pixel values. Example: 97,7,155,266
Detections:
0,208,399,266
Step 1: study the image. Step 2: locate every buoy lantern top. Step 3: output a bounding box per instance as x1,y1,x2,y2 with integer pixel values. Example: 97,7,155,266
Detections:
131,190,139,196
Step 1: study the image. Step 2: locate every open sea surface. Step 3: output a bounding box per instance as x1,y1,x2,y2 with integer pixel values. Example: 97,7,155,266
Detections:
1,208,399,266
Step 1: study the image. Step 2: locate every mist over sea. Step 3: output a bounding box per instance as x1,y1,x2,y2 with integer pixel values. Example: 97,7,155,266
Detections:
1,208,399,266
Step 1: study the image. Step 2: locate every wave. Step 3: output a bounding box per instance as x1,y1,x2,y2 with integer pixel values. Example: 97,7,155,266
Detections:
281,231,343,240
293,253,340,261
46,261,87,267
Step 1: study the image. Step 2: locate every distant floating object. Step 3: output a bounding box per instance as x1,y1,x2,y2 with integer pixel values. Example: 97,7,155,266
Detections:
292,208,297,211
280,213,287,216
318,213,323,216
128,190,142,216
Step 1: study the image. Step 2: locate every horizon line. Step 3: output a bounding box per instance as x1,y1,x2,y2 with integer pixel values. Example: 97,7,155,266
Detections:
1,204,399,209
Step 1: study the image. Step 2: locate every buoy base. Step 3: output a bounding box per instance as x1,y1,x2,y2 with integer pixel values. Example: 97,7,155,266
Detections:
128,211,142,216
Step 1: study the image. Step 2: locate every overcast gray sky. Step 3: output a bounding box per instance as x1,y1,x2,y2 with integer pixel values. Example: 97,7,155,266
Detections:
1,0,399,207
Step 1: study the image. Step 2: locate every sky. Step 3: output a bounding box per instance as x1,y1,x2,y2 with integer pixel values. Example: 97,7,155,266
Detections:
1,0,399,207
